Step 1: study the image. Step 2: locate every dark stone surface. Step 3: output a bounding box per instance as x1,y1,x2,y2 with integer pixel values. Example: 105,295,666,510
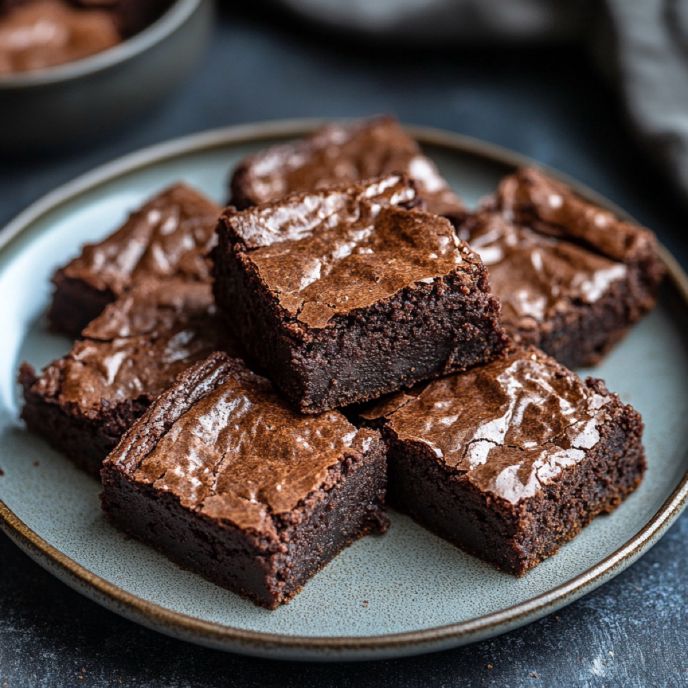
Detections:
1,7,686,687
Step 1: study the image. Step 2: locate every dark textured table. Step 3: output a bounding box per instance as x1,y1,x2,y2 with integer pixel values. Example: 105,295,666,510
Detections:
1,8,687,687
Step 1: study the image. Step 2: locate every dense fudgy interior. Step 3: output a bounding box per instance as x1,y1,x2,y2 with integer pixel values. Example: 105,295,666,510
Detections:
214,244,508,414
511,246,664,369
384,391,645,574
524,276,651,368
102,446,388,608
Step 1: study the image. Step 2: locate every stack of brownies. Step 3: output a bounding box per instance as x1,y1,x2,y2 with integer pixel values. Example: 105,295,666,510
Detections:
19,116,664,608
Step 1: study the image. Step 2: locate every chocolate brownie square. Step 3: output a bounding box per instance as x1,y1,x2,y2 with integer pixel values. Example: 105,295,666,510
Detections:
229,116,465,224
48,183,220,338
101,352,389,608
362,347,646,574
460,167,664,368
0,0,121,76
213,174,508,414
21,279,232,476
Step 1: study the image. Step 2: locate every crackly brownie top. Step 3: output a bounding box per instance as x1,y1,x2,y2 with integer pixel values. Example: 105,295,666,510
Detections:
29,279,231,413
0,0,120,74
363,347,620,504
59,184,220,295
460,211,628,332
222,174,479,329
107,352,379,537
495,167,657,263
230,116,464,218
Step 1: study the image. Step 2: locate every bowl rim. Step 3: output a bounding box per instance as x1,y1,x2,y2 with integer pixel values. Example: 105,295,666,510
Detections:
1,119,687,661
0,0,203,88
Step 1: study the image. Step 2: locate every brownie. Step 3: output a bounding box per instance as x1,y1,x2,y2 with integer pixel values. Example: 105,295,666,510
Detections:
213,174,509,414
21,279,233,476
229,116,465,224
48,184,221,338
0,0,120,74
101,351,389,608
361,346,646,575
460,167,665,368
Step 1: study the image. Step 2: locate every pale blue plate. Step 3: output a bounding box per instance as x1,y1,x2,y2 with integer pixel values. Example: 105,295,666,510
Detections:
1,121,687,661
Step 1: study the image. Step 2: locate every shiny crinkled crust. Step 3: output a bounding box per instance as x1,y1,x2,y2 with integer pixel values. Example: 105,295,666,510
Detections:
58,183,221,295
362,347,633,505
494,167,661,265
28,279,226,414
458,167,665,367
229,116,464,218
81,278,216,340
460,210,629,332
20,278,234,476
105,352,381,537
220,173,478,329
48,183,222,337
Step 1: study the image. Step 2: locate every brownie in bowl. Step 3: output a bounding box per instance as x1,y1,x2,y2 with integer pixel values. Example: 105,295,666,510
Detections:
48,183,220,338
213,173,508,414
229,116,466,224
101,352,389,609
460,167,664,368
361,346,646,575
21,279,234,476
0,0,170,74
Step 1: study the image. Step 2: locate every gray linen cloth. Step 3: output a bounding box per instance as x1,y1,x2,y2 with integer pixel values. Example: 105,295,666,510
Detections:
278,0,688,202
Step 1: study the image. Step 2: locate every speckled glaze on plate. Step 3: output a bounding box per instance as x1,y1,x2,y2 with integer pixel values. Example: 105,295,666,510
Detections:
1,121,687,662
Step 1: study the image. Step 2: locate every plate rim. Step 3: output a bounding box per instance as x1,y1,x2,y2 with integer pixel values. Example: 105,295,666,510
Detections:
1,119,687,661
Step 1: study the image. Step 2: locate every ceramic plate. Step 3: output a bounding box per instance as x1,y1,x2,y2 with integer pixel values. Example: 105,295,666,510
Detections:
1,121,687,661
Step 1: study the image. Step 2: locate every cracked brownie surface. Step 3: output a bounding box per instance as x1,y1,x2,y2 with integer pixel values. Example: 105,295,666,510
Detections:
214,174,508,413
230,115,465,222
460,167,664,367
362,346,646,573
49,184,221,337
21,279,234,475
101,352,389,608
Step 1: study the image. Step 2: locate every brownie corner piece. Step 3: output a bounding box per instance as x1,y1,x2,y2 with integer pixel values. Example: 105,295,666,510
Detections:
213,174,508,413
48,183,221,338
462,166,665,368
21,279,226,477
101,352,388,608
228,115,465,223
362,346,645,575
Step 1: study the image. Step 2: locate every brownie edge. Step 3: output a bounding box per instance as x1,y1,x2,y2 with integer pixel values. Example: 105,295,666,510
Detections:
48,184,221,338
101,352,389,608
362,347,646,574
214,175,509,413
